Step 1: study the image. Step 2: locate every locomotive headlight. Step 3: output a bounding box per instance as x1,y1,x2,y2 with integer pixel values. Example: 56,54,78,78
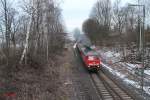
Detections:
89,63,93,66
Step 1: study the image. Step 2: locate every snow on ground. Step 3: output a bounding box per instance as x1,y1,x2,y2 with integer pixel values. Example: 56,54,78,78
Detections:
144,70,150,76
98,48,150,96
102,63,140,88
123,78,141,89
102,63,126,79
126,63,139,68
115,71,126,79
98,50,122,64
104,51,114,58
73,42,77,49
123,64,150,74
101,63,114,73
121,62,142,74
144,86,150,95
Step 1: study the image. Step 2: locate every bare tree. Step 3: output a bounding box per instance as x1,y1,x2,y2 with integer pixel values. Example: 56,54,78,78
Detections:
112,0,127,35
19,0,66,65
90,0,112,33
82,18,101,44
0,0,21,65
0,0,10,62
0,0,66,67
85,0,112,44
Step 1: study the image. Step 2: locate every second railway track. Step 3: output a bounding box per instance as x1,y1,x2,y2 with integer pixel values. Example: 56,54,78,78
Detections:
90,71,134,100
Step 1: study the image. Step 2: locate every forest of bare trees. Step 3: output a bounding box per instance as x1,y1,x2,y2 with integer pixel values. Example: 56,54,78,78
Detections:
0,0,67,99
82,0,150,46
0,0,66,67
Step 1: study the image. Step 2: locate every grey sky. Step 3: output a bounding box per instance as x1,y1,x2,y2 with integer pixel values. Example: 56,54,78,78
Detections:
61,0,134,32
61,0,97,32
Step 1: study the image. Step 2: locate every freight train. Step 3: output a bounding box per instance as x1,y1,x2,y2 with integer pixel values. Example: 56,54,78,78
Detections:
76,43,101,71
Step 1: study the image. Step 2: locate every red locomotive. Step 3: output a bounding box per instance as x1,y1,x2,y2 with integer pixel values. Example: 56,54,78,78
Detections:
77,43,101,71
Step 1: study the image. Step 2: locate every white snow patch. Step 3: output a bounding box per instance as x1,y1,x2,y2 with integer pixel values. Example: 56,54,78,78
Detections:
126,63,137,68
114,53,120,57
73,43,77,48
104,51,114,58
99,48,150,95
101,63,114,73
102,63,126,79
99,50,122,64
123,79,140,89
143,86,150,95
102,62,142,90
115,72,126,79
144,70,150,76
123,63,142,74
124,78,136,84
134,83,141,89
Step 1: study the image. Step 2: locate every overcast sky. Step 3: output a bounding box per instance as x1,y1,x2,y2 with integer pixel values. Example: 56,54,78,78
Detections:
61,0,97,32
61,0,134,32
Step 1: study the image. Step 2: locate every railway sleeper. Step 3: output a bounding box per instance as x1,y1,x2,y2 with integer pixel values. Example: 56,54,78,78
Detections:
99,72,134,100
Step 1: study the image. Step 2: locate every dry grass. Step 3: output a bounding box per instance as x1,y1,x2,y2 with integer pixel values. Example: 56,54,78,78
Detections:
0,54,68,100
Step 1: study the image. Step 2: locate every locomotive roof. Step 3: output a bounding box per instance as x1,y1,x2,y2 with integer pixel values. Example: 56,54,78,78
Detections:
83,47,98,56
77,43,98,56
86,50,98,56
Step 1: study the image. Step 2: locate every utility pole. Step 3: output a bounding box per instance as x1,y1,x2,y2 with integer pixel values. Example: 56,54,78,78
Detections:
128,3,145,95
138,0,142,53
141,4,145,95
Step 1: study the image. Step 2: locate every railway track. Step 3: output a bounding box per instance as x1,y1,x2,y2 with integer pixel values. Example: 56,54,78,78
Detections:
91,71,134,100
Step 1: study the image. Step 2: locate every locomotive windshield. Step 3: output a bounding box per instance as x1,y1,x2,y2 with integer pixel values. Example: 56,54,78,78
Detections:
87,51,98,56
83,46,98,56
